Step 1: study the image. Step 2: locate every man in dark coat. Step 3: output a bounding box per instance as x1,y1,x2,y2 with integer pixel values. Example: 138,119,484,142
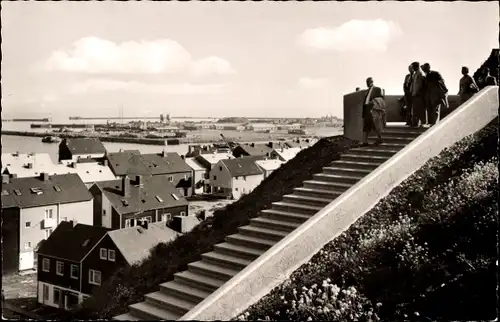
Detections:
403,64,414,126
483,67,498,86
422,63,448,126
410,62,426,127
362,77,384,146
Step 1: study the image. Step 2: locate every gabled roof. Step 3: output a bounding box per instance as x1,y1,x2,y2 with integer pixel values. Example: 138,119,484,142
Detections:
37,222,111,262
106,150,142,176
1,153,54,175
196,153,233,166
95,175,188,215
1,173,93,209
220,156,265,177
58,161,117,183
255,159,284,171
234,144,273,157
106,151,191,176
62,138,106,155
184,157,205,172
107,222,179,265
272,147,303,161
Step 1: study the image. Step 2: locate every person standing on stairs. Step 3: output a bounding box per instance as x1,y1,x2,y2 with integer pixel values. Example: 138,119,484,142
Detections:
403,64,414,126
458,66,479,105
362,77,384,146
410,62,427,127
422,63,448,126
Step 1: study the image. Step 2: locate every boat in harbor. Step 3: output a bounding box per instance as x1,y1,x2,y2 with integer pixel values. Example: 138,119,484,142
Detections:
41,136,60,143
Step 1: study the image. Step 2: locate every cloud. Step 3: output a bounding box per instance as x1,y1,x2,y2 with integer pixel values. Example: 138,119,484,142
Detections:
297,77,332,90
45,37,235,77
190,56,236,78
68,79,229,95
297,19,403,53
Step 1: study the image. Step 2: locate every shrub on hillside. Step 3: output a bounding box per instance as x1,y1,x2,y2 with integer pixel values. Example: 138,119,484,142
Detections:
240,119,498,321
69,136,355,319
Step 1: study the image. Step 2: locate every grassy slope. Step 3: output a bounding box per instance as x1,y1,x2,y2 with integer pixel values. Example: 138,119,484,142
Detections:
70,135,355,319
241,119,498,321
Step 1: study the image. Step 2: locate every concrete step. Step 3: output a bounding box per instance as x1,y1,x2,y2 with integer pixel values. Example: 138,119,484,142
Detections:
129,301,181,321
331,160,381,171
202,251,253,271
260,209,312,224
367,136,414,144
373,129,424,138
349,147,400,157
214,242,266,260
322,166,371,178
239,225,289,241
226,233,276,250
366,142,407,151
250,217,301,232
114,313,142,321
188,260,240,281
313,173,361,185
272,201,323,215
293,187,343,200
282,194,332,207
302,180,352,192
145,291,197,316
174,270,225,293
340,154,390,164
159,280,212,303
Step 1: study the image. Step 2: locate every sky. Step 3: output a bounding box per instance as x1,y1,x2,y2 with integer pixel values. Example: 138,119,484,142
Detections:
1,1,498,119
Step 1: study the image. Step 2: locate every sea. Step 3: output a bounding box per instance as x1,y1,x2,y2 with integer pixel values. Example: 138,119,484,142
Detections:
1,119,342,163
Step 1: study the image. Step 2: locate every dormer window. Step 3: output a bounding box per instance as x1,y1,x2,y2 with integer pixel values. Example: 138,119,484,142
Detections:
171,194,179,201
155,196,163,202
30,188,43,195
168,176,173,182
53,185,62,192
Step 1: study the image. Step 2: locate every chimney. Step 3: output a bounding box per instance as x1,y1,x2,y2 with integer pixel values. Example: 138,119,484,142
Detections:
72,162,77,168
161,150,166,157
103,159,109,167
181,155,185,160
41,172,50,181
250,143,255,148
27,163,33,169
136,175,143,187
2,174,10,184
122,176,130,197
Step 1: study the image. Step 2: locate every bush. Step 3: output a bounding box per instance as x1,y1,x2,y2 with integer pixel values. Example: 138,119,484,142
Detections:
69,135,355,319
240,119,497,321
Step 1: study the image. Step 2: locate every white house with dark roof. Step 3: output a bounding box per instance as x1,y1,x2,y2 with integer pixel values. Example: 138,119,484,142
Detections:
58,138,107,163
1,173,93,272
255,159,284,178
209,156,265,199
269,147,304,162
184,157,207,195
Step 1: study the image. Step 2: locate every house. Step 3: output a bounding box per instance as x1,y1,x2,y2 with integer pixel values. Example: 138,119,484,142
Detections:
249,123,277,133
184,157,207,195
36,222,110,310
1,173,93,273
214,123,245,131
210,156,265,199
58,138,106,163
195,152,234,193
89,175,189,230
1,153,117,188
106,151,193,197
255,159,284,178
270,147,304,162
232,143,273,158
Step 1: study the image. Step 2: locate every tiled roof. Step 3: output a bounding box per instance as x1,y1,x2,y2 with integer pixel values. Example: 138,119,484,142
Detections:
1,153,116,184
272,147,303,161
184,157,205,171
62,138,106,155
95,175,188,215
107,222,179,265
196,153,233,166
106,150,142,176
1,173,93,209
140,152,192,175
221,156,264,177
37,222,111,262
234,144,273,157
255,159,284,171
106,151,191,176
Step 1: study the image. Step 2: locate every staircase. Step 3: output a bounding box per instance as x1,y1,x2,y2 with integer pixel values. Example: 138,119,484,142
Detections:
114,125,428,321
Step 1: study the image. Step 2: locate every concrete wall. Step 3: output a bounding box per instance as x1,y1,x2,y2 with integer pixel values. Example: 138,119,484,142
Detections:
343,90,461,141
19,200,93,271
180,86,498,321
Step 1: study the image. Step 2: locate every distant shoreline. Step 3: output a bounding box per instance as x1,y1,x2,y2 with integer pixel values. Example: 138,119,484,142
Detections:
1,130,319,146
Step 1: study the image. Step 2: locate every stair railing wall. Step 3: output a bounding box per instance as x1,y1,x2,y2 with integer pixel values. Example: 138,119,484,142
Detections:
180,86,498,321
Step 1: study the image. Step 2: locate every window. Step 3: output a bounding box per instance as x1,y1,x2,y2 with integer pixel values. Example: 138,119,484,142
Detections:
108,250,116,262
168,176,173,182
155,195,163,202
171,193,179,201
213,175,217,180
102,209,106,216
30,187,43,195
100,248,107,260
161,213,172,222
56,261,64,276
14,189,22,196
219,166,222,171
180,211,186,216
235,188,239,192
125,219,131,228
45,229,53,239
53,185,62,192
42,258,50,272
24,242,31,249
70,264,79,279
43,284,49,301
25,221,31,228
53,288,61,304
45,209,53,219
184,174,188,180
89,269,102,285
